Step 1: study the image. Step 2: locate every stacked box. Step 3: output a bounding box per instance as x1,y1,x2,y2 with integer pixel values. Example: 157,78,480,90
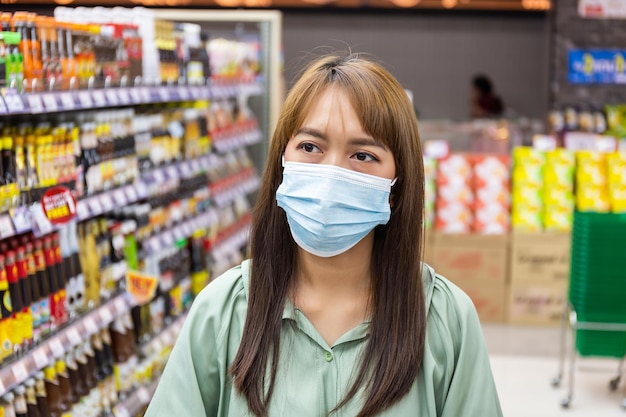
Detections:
512,147,545,232
473,155,510,234
423,156,437,229
576,151,610,212
607,152,626,213
544,149,575,231
435,154,473,234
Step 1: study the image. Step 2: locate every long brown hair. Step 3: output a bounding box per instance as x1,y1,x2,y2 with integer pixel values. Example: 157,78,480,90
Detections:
230,53,426,417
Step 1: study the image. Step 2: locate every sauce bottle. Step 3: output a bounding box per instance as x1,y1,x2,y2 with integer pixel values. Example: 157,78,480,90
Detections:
24,243,41,342
17,247,33,349
51,233,66,325
33,239,50,336
6,250,23,353
2,392,16,417
34,372,51,417
109,318,129,399
64,351,82,406
100,328,116,407
24,379,40,417
0,255,11,319
43,237,60,330
13,386,27,417
54,358,71,415
43,363,62,417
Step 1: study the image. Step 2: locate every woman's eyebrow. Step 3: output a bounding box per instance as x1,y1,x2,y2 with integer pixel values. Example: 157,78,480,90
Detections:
296,127,327,140
296,128,387,149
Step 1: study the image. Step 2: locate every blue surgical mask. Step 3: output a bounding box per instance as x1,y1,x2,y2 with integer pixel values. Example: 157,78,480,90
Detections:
276,160,396,257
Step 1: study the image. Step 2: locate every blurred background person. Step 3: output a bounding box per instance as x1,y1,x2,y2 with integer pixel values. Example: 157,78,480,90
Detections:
471,74,505,118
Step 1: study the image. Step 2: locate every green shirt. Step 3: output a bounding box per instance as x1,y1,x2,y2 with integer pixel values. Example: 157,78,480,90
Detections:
145,260,503,417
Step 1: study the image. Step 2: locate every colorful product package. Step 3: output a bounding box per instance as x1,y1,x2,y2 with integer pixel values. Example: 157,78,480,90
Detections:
512,147,545,232
472,155,511,234
576,151,607,187
545,149,575,189
576,185,611,212
511,205,543,232
423,157,437,229
435,154,473,233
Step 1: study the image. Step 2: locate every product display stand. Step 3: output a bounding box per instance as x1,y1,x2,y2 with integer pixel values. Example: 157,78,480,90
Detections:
552,211,626,409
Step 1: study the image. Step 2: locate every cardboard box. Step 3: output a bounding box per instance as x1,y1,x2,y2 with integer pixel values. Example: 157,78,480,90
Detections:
508,280,567,326
510,233,570,284
431,234,509,286
459,283,507,323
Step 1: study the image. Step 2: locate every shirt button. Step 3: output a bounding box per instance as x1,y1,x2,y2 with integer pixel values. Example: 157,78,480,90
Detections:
324,351,333,362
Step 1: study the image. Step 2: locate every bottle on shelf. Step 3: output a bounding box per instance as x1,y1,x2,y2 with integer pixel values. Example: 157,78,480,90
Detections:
1,392,16,417
33,238,51,337
12,385,27,417
24,379,41,417
34,371,51,417
43,362,62,417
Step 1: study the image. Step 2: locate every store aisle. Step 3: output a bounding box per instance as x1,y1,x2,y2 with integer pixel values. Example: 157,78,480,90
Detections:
484,324,626,417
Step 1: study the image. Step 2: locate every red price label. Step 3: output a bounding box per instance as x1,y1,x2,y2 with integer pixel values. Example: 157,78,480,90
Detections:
41,187,77,225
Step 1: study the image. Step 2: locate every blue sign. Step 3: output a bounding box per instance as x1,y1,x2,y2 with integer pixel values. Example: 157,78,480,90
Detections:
568,49,626,84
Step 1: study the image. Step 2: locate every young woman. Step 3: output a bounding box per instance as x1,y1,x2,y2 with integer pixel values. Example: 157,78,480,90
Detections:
145,54,503,417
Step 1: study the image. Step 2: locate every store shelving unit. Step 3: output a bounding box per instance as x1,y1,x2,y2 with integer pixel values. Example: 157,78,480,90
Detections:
0,8,282,414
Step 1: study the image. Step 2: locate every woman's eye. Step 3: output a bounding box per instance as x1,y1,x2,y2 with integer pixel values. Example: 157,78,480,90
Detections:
352,152,378,162
297,142,320,153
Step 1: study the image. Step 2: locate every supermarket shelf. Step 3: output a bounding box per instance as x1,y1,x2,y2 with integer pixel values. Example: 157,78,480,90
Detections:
144,209,220,255
208,212,252,259
115,313,188,417
0,80,264,116
211,168,261,208
212,122,263,154
4,153,214,240
0,293,134,398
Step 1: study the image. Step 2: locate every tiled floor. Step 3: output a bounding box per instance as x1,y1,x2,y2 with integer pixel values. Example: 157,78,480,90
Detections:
484,324,626,417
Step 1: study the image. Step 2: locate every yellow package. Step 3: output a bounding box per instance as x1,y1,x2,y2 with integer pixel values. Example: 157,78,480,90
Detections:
544,187,575,210
513,147,546,167
544,206,573,232
610,186,626,213
576,185,611,212
607,152,626,187
512,205,543,232
0,319,12,361
512,183,543,210
576,151,608,187
513,165,543,186
545,149,575,189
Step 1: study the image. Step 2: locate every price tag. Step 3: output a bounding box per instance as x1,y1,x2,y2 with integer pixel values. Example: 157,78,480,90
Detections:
137,386,151,404
158,87,170,102
0,214,15,239
564,132,596,152
114,405,131,417
162,232,174,246
42,94,59,112
32,347,49,369
59,92,76,110
136,185,148,199
190,87,201,100
84,316,98,334
88,198,104,215
92,90,107,107
140,88,151,103
118,88,131,105
4,94,25,113
113,189,127,206
30,204,53,237
150,237,161,253
532,134,557,152
99,306,114,325
10,207,32,234
67,327,82,346
162,329,173,346
100,194,114,212
78,91,93,108
424,140,450,159
105,90,120,106
12,361,28,383
130,88,142,103
114,297,127,315
191,159,201,173
173,227,184,241
0,97,7,114
180,162,192,178
167,166,178,180
596,135,617,153
153,169,165,183
76,201,89,220
27,94,44,113
49,338,65,358
125,186,138,202
178,86,190,101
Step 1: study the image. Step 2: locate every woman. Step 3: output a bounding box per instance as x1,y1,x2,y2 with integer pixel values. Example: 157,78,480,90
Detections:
145,54,503,417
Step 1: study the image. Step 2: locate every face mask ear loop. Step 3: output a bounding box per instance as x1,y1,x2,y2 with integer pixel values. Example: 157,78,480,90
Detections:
391,177,398,186
281,154,286,167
